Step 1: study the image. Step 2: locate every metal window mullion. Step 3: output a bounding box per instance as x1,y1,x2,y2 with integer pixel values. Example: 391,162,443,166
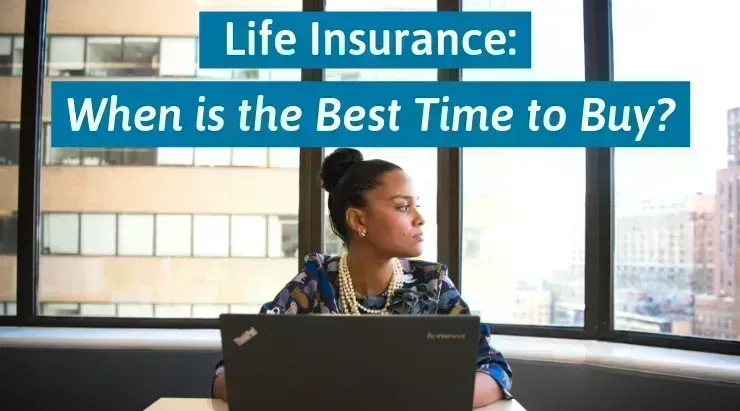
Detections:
16,0,48,324
583,0,614,339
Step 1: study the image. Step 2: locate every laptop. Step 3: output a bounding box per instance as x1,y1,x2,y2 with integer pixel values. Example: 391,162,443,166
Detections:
219,313,481,411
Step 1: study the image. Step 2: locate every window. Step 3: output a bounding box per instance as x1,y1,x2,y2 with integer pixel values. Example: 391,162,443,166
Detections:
460,0,585,326
268,216,298,258
160,37,196,77
231,215,267,257
80,214,117,255
122,37,159,76
232,148,268,167
42,213,80,254
86,36,123,77
268,148,300,168
0,36,11,76
155,215,192,257
193,215,229,257
48,36,85,76
613,1,739,341
0,212,18,254
0,122,20,165
156,148,194,166
194,148,231,167
117,214,155,256
12,35,22,75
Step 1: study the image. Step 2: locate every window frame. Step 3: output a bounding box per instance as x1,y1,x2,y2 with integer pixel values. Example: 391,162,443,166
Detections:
4,0,739,357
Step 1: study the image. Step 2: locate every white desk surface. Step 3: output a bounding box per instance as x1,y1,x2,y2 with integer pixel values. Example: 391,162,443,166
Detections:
144,398,527,411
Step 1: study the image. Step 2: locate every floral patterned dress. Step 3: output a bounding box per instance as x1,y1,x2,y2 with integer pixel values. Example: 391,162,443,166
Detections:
212,253,514,400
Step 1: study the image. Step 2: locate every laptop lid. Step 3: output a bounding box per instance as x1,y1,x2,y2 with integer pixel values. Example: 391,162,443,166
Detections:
220,314,480,411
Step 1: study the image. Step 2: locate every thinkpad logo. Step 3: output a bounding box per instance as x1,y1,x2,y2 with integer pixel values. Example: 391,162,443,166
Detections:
426,332,466,340
233,327,258,346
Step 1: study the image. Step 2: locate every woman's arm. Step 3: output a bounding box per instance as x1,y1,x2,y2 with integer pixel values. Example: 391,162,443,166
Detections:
473,372,503,408
212,368,228,401
434,269,514,407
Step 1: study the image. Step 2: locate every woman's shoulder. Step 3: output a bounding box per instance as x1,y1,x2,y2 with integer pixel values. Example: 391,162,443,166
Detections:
402,258,448,279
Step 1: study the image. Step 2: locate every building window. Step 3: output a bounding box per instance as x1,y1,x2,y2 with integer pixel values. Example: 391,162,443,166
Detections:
86,36,123,77
156,148,194,166
42,213,80,254
155,215,192,256
48,36,85,77
0,36,23,76
232,148,268,167
0,36,11,76
117,214,155,256
230,215,267,257
0,212,18,254
122,37,159,76
268,216,298,258
194,148,231,167
268,148,301,168
12,36,22,75
0,123,20,165
160,37,196,77
193,215,230,257
80,214,117,255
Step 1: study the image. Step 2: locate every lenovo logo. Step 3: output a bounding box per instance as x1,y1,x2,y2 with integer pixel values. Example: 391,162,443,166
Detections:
426,332,466,340
233,327,258,346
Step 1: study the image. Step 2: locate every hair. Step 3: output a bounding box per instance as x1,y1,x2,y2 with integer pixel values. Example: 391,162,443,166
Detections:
320,148,403,247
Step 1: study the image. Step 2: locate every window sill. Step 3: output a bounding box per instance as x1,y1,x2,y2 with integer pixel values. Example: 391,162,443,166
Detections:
1,326,738,384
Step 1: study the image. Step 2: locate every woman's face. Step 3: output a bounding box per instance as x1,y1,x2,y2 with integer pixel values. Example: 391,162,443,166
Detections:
359,169,426,258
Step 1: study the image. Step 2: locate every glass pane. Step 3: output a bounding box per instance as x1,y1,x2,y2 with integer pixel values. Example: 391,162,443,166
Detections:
160,37,196,77
117,214,155,256
122,37,159,76
12,36,23,76
86,36,123,77
154,215,192,256
613,1,739,340
0,1,23,314
0,37,11,76
461,0,585,326
39,0,301,318
48,36,85,76
231,215,267,257
193,215,230,257
80,214,117,255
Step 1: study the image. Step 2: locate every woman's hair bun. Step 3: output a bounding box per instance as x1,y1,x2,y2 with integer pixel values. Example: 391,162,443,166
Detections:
320,148,364,193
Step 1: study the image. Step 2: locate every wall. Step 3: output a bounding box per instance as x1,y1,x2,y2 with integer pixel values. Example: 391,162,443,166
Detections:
0,348,737,411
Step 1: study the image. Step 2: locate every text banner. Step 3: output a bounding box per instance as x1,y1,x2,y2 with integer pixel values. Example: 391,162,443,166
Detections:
50,80,690,148
198,11,532,69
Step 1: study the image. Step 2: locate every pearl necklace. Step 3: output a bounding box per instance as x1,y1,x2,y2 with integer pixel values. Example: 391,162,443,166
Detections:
337,252,404,315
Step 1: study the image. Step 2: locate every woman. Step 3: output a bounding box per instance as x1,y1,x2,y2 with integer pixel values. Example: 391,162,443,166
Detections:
211,148,513,408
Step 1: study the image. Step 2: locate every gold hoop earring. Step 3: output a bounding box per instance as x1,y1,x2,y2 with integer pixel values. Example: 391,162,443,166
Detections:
358,227,367,238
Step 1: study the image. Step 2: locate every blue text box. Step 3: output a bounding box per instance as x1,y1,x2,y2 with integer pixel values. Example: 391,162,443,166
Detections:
198,11,532,69
50,80,690,148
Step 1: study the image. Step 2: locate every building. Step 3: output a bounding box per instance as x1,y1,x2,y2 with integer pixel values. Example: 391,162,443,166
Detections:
0,0,311,318
693,294,734,340
614,194,714,299
0,0,450,319
727,107,740,166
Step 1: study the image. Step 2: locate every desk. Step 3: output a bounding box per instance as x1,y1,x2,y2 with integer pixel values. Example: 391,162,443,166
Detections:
144,398,527,411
